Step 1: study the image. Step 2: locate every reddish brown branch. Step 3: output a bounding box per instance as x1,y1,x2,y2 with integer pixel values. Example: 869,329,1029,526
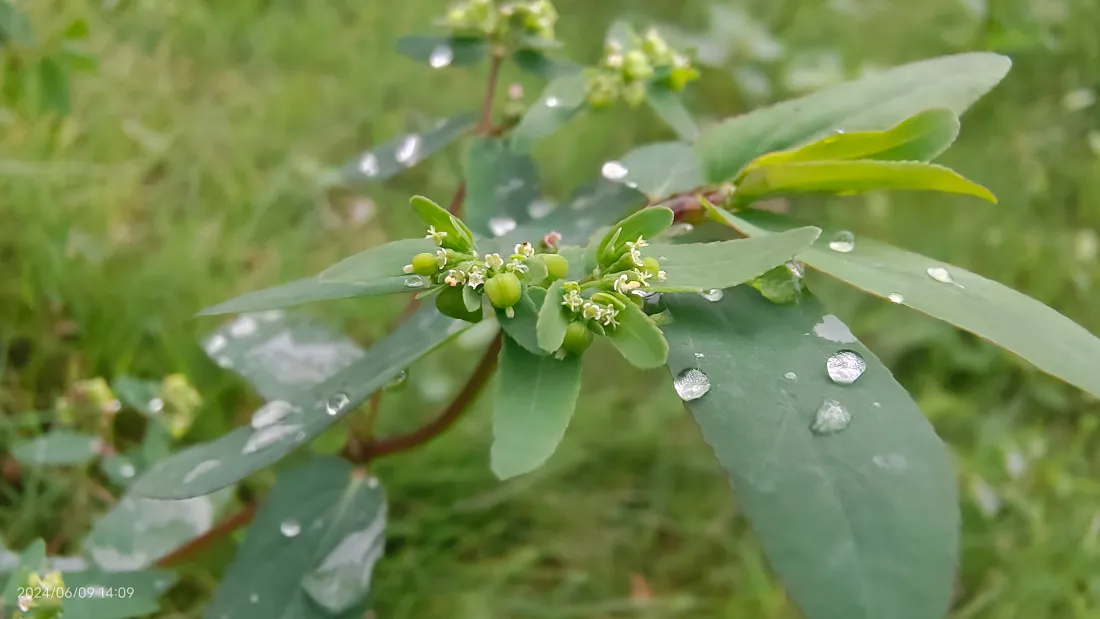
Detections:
155,504,257,567
356,333,502,461
478,54,504,134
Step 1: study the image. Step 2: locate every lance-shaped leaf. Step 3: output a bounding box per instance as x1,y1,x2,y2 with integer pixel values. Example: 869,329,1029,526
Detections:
408,195,476,252
319,237,437,284
643,227,820,292
511,71,587,151
597,206,675,266
11,430,102,466
132,306,470,500
395,35,486,68
646,83,699,142
536,280,569,352
606,142,706,201
464,137,542,237
199,312,365,402
206,457,386,619
491,336,582,479
513,49,578,78
496,288,546,356
341,112,476,182
494,179,646,249
196,277,410,316
606,300,668,369
663,288,958,619
697,53,1011,181
62,569,178,619
735,160,996,204
743,108,960,170
715,209,1100,400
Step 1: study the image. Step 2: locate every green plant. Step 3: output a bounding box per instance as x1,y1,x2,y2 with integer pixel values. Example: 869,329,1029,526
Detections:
4,2,1100,618
0,0,95,116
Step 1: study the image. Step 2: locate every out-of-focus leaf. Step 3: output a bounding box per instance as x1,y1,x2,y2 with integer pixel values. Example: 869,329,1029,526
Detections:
606,141,706,201
596,206,674,267
205,457,385,619
494,179,646,249
606,301,668,368
111,376,163,417
408,195,476,252
496,288,545,356
646,83,699,141
196,276,411,317
513,49,577,78
61,569,178,619
319,237,437,285
536,280,569,353
341,112,476,182
11,430,101,466
464,137,541,237
0,1,34,46
511,71,587,151
1,539,47,610
38,56,70,115
395,35,487,68
99,452,142,487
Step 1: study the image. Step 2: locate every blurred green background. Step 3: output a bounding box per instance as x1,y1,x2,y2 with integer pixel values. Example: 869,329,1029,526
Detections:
3,0,1100,617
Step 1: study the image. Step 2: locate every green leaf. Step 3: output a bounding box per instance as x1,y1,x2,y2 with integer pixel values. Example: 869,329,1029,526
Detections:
511,71,587,151
206,457,385,618
496,288,546,355
696,53,1011,181
62,569,178,619
99,452,142,487
735,160,997,203
395,35,486,68
196,276,412,316
38,56,70,115
491,336,582,479
1,539,47,607
11,430,101,466
132,306,472,499
342,112,476,182
662,287,958,619
606,301,668,369
318,237,437,284
607,142,706,200
493,179,646,249
199,312,365,402
462,285,481,312
0,0,33,46
513,49,577,78
597,206,675,266
408,195,477,252
110,376,163,416
646,83,699,141
744,108,961,170
85,489,233,571
644,227,821,292
718,210,1100,400
464,137,541,237
536,280,569,352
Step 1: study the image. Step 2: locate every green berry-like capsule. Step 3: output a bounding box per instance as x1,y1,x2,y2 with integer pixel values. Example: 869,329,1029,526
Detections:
435,286,482,323
484,272,522,309
411,253,440,276
623,50,654,81
540,253,570,281
642,256,662,278
623,79,647,107
561,321,593,355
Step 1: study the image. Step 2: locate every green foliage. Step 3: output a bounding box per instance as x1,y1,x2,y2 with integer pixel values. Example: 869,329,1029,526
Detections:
0,1,94,116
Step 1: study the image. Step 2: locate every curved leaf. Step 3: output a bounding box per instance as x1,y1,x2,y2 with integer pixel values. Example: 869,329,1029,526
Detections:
341,112,476,182
62,569,178,619
196,277,409,316
408,195,476,251
11,430,101,466
464,137,542,237
663,288,958,619
536,280,569,352
697,53,1011,181
496,288,546,356
596,206,675,266
717,210,1100,400
606,300,668,368
319,238,436,284
395,35,487,68
646,83,699,142
511,71,587,151
491,336,582,479
608,141,706,200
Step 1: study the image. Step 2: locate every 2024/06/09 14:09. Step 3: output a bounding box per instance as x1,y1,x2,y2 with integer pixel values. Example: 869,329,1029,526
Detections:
17,586,136,599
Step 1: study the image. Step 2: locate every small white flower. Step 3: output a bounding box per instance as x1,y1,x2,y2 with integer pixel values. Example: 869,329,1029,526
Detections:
562,289,584,312
436,249,449,268
402,264,414,274
613,273,640,294
444,269,466,286
507,258,529,274
426,226,448,244
606,53,624,68
582,301,604,321
18,595,33,612
485,253,505,270
467,266,486,288
633,268,652,286
658,270,667,281
514,242,535,257
624,236,649,266
601,305,620,328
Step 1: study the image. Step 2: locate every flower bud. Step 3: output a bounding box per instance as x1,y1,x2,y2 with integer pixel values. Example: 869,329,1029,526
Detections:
561,321,593,355
484,272,522,309
435,286,483,322
585,70,620,109
540,253,570,281
411,252,440,276
623,50,654,81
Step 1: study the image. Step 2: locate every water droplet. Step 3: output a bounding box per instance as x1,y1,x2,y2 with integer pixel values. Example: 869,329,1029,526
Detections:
358,153,380,177
872,401,882,408
403,274,426,288
673,368,711,401
258,309,285,322
786,260,805,278
250,400,296,430
601,160,629,180
105,399,122,414
784,371,797,380
813,314,857,343
969,477,1002,517
527,200,555,219
428,44,453,69
700,289,724,302
488,216,517,237
249,593,259,604
887,292,904,304
693,352,705,359
367,477,380,489
663,222,694,237
545,96,560,107
280,519,301,538
385,369,409,390
826,349,866,385
926,266,955,284
828,230,855,253
183,459,221,484
873,453,907,471
811,399,851,435
119,461,136,478
204,334,228,355
242,423,302,455
319,393,349,417
229,315,258,338
148,398,164,413
215,356,234,368
1004,449,1027,479
396,135,421,165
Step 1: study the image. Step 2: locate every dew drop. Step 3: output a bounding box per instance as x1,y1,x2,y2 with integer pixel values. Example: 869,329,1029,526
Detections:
693,352,705,359
828,230,855,253
663,222,694,237
786,260,805,278
673,368,711,401
700,289,724,302
925,266,955,284
249,593,259,604
204,334,228,355
280,519,301,538
784,371,797,380
324,392,351,416
396,135,421,165
873,453,907,471
250,400,296,430
872,401,882,408
148,398,164,414
385,369,409,390
428,44,454,69
601,160,629,181
229,315,258,338
183,459,221,484
358,153,380,177
488,216,517,237
811,399,851,435
888,292,904,304
119,461,136,478
545,96,560,108
215,356,234,368
527,200,555,219
826,349,866,385
403,274,427,288
242,424,302,455
367,477,380,489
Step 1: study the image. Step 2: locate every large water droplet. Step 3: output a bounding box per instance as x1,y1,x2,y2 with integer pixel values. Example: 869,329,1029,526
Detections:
545,96,560,108
148,397,164,414
249,593,259,604
828,230,855,253
826,349,866,385
673,368,711,401
601,161,629,180
324,393,351,416
385,369,409,391
280,519,301,538
428,44,454,69
700,289,724,302
183,459,221,484
786,260,805,278
119,461,136,479
242,424,302,455
813,315,857,343
926,266,955,284
811,399,851,435
403,274,426,288
784,371,797,380
396,135,421,165
204,334,228,355
488,216,517,237
887,292,904,304
229,315,258,338
250,400,296,430
527,200,555,219
358,153,380,177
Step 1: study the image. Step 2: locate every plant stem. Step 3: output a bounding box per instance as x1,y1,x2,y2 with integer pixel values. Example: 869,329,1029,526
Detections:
478,54,504,134
155,504,257,568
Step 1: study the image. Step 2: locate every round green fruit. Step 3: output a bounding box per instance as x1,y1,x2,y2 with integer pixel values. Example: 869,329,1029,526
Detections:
411,253,440,276
561,321,593,355
540,254,570,281
435,286,482,323
484,272,522,309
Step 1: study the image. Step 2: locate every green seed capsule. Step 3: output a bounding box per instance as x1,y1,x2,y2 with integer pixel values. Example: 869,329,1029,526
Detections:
540,254,570,281
484,272,522,309
435,286,482,323
561,321,593,355
642,256,662,278
623,50,654,81
411,253,440,276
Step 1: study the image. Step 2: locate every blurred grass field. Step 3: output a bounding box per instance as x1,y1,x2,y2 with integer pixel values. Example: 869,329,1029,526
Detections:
3,0,1100,617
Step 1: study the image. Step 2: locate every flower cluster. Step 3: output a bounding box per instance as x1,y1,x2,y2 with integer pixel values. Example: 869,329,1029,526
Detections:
442,0,558,45
586,27,699,108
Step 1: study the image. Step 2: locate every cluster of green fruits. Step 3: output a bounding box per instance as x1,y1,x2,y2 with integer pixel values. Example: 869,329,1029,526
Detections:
441,0,558,45
585,27,699,108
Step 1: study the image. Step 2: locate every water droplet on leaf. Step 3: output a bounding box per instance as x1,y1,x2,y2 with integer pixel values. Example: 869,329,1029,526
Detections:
396,135,421,165
784,371,797,380
204,334,228,355
385,369,409,390
811,399,851,435
229,315,258,338
428,44,454,68
242,423,302,455
545,96,560,107
324,393,351,416
280,519,301,538
926,266,955,284
601,160,629,180
119,461,136,478
358,153,380,177
183,459,221,484
873,453,907,471
673,368,711,401
888,292,904,304
488,216,517,237
826,349,866,385
528,200,555,219
403,275,427,288
250,400,296,430
249,593,259,604
700,289,724,302
828,230,855,253
786,260,805,278
148,398,164,413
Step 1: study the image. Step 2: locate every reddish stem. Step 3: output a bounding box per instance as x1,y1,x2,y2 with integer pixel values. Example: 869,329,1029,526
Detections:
155,504,257,567
478,54,504,134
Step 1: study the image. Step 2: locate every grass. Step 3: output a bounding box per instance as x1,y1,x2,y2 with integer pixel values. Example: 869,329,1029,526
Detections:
3,0,1100,617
